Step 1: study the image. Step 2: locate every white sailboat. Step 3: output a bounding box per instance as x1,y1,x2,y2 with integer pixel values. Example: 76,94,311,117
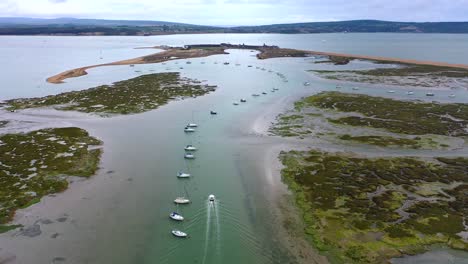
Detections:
172,230,188,238
177,171,191,178
184,145,197,151
184,153,195,159
187,123,198,128
174,197,191,204
174,185,191,204
184,126,195,132
169,212,184,221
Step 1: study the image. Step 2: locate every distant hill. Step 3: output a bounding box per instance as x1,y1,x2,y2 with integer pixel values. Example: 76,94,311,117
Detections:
0,18,467,35
228,20,468,34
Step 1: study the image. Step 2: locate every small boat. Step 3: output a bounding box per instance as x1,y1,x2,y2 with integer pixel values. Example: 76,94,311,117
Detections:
223,62,230,65
184,127,195,132
352,87,360,90
208,194,215,202
184,145,197,151
170,212,184,221
273,88,279,91
248,65,253,67
186,61,192,64
233,102,239,106
184,153,195,159
304,82,311,86
449,94,456,98
187,123,198,128
179,67,184,69
210,111,217,115
177,172,191,178
407,91,414,95
426,92,435,96
240,99,247,103
262,92,267,95
174,197,190,204
252,94,260,97
387,90,395,93
129,64,135,67
172,230,188,238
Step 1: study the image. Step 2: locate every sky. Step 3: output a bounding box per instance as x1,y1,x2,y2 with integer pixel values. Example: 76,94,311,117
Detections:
1,0,468,26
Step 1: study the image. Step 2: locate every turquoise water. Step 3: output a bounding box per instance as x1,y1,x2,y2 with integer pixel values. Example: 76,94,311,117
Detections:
0,35,467,263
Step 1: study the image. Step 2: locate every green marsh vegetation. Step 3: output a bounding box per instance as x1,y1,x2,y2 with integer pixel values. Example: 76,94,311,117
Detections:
306,92,468,136
7,72,216,116
0,127,102,232
311,63,468,88
280,150,468,263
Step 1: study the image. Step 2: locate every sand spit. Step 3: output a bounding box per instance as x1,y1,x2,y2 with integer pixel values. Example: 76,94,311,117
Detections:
47,44,468,84
46,47,228,84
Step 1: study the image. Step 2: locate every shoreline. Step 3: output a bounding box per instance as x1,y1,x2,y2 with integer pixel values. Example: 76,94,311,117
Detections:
46,44,468,84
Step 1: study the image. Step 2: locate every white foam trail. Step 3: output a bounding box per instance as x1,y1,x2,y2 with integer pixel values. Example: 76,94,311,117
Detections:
214,200,221,256
202,201,212,264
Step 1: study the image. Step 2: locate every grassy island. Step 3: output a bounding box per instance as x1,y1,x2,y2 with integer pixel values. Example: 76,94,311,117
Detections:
280,150,468,263
9,72,216,116
311,64,468,88
0,127,102,232
305,92,468,136
270,92,467,149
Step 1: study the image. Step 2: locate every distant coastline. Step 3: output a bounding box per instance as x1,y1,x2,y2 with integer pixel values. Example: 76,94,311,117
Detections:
1,18,468,35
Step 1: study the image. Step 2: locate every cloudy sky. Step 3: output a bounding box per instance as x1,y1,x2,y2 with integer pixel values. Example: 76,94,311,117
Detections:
1,0,467,26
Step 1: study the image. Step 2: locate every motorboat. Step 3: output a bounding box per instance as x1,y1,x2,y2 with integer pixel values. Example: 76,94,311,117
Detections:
387,90,395,93
184,145,197,151
184,127,195,132
174,197,190,204
170,212,184,221
177,172,191,178
426,92,435,96
240,99,247,103
184,153,195,159
172,230,188,238
187,123,198,128
407,91,414,95
208,194,215,202
210,111,217,115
